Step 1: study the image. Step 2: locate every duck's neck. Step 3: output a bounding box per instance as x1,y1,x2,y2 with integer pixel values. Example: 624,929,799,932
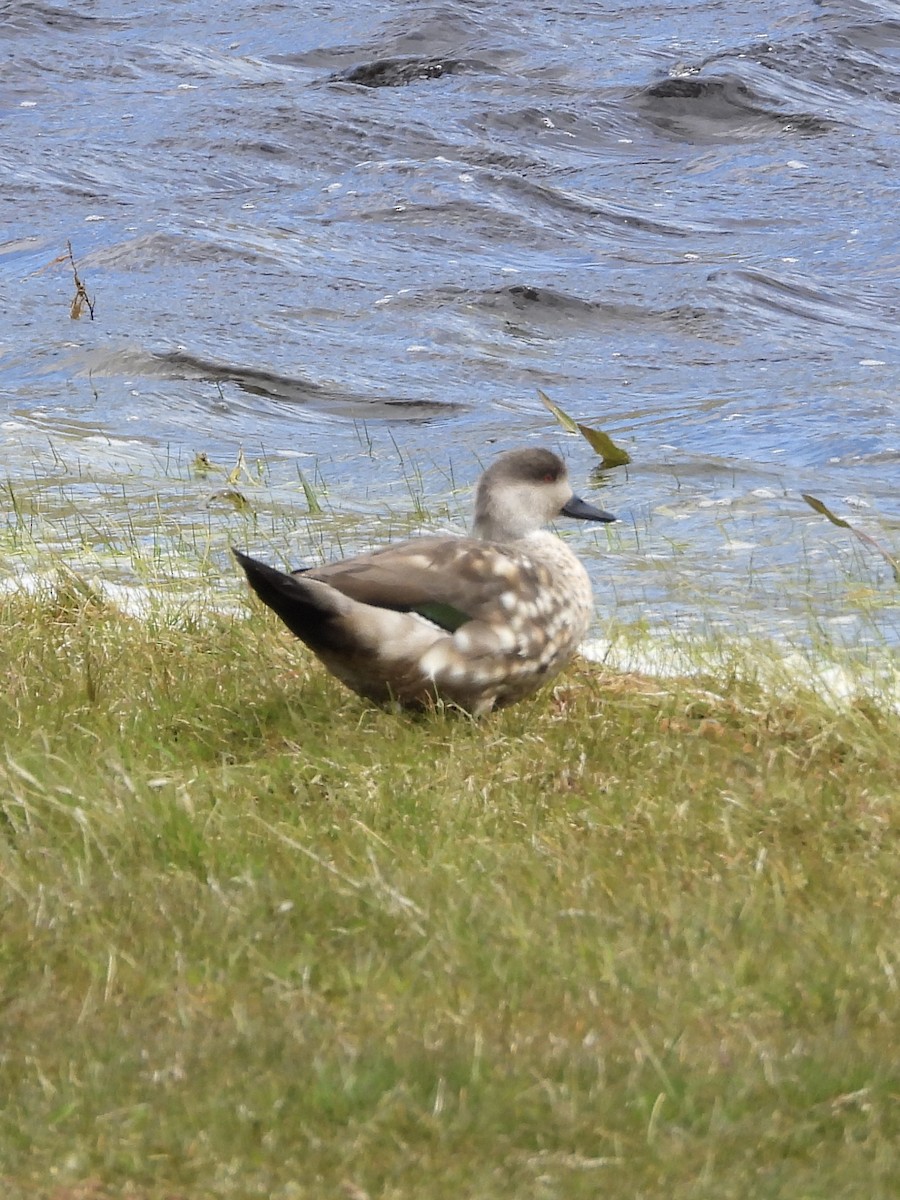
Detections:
473,515,540,543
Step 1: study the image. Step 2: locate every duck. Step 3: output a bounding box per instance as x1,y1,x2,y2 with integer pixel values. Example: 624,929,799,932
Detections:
233,447,615,716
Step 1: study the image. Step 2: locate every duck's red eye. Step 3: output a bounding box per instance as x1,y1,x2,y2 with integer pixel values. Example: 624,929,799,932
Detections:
543,472,556,483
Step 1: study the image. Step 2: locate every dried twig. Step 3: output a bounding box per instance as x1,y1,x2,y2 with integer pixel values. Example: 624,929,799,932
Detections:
66,239,95,320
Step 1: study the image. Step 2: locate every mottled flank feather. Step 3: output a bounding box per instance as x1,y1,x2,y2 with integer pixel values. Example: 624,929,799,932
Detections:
234,448,616,715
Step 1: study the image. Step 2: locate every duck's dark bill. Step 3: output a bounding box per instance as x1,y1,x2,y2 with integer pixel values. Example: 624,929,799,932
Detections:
561,494,617,523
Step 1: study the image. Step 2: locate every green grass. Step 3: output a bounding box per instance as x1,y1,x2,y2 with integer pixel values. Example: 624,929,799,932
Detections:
1,583,897,1200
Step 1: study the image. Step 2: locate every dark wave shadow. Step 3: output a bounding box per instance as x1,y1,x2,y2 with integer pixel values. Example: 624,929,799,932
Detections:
706,267,897,335
0,1,127,36
330,56,482,88
446,284,716,335
632,72,833,141
81,348,462,422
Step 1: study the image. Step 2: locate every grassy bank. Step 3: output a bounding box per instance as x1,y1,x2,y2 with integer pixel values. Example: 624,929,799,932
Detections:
1,582,898,1200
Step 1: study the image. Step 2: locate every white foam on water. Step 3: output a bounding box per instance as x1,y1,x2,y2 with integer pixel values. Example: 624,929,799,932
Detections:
582,636,900,714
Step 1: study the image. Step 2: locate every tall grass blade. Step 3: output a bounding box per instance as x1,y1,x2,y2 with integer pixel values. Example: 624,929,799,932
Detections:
298,470,323,515
802,493,900,584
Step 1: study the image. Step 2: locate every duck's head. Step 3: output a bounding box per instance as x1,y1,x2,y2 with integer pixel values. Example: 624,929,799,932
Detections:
472,448,616,541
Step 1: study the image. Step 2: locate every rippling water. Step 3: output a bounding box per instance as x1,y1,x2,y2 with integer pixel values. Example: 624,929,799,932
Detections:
2,0,898,648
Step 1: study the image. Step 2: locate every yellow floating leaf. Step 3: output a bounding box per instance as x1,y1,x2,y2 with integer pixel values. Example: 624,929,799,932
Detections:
207,489,250,510
538,389,579,434
577,423,631,468
228,448,249,485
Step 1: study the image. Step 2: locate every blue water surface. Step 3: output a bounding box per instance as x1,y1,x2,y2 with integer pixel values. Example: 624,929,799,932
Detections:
1,0,898,646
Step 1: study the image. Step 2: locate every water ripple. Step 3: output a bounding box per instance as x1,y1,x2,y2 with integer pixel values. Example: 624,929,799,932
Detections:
2,0,899,646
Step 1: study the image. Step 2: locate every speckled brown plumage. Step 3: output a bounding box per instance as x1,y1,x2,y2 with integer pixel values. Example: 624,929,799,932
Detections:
233,448,616,715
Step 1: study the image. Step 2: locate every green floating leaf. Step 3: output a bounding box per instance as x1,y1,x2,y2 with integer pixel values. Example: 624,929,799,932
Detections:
803,493,900,585
538,389,579,434
577,423,631,468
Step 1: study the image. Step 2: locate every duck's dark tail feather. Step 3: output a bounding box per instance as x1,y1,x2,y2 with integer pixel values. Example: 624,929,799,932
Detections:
232,549,351,652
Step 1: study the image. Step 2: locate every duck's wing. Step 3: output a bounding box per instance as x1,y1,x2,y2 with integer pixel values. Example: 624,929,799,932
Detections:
303,536,541,633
